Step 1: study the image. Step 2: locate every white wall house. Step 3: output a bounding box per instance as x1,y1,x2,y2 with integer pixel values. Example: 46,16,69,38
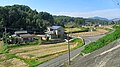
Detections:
45,26,64,39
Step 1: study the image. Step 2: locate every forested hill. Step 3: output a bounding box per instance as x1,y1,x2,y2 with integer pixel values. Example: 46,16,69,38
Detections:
0,4,111,35
53,16,110,27
53,16,85,27
0,5,54,34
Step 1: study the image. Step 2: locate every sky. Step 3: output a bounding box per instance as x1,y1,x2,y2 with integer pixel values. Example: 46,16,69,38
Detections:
0,0,120,19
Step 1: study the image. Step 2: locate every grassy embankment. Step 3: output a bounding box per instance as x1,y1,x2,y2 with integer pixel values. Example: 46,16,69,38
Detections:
0,38,84,67
82,25,120,54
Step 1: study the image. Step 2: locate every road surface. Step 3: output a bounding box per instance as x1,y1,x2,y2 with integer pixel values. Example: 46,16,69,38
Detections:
37,34,105,67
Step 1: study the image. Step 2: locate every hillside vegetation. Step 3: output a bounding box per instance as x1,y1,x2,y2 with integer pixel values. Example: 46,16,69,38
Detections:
82,25,120,54
0,5,54,35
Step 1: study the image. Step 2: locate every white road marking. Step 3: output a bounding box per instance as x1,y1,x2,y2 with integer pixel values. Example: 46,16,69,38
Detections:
100,44,120,55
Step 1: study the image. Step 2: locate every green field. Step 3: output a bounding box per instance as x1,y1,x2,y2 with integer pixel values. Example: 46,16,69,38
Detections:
82,25,120,54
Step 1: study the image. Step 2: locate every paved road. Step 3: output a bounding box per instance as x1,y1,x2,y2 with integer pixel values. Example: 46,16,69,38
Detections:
37,34,105,67
81,35,105,45
37,29,115,67
70,38,120,67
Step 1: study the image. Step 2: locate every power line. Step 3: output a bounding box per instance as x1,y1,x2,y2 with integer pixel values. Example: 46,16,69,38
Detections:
112,0,120,7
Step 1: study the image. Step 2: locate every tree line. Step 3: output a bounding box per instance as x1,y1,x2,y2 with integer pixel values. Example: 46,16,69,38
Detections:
0,5,54,35
0,5,111,37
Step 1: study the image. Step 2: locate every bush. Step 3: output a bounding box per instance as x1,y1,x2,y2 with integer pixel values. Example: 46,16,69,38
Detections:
82,25,120,54
70,38,84,48
0,43,8,54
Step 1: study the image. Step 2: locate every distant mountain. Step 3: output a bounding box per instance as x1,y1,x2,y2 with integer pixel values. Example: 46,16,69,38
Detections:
89,16,109,21
112,18,120,21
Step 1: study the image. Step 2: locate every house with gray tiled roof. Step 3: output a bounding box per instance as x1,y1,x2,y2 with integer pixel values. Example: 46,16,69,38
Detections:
11,31,34,44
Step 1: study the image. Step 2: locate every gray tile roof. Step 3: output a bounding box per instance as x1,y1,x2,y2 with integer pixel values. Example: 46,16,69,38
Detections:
20,34,33,38
15,31,27,34
50,26,61,29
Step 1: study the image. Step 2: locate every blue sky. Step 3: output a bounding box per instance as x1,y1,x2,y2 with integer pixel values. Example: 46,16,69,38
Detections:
0,0,120,19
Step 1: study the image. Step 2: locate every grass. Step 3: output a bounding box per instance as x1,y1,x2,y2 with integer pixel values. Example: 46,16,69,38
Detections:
13,49,68,67
70,27,108,37
20,58,40,67
0,38,84,67
81,25,120,54
0,53,17,62
0,41,8,54
97,27,112,32
70,38,84,48
65,27,89,33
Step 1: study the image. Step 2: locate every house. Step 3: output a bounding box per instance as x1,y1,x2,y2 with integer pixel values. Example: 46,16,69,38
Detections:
93,24,102,27
45,26,64,39
11,31,34,44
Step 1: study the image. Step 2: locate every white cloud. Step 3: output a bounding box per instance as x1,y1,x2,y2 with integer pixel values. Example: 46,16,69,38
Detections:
52,9,120,19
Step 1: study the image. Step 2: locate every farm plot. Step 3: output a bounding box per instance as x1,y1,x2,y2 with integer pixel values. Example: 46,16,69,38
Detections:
0,58,28,67
10,42,76,59
7,38,83,67
70,28,108,37
9,42,67,54
65,28,82,33
65,27,88,33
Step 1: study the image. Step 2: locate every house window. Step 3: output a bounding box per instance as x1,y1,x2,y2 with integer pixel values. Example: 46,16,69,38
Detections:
58,30,61,32
50,29,53,31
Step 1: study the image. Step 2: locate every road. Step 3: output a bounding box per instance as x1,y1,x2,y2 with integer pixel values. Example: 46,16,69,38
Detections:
37,34,105,67
70,38,120,67
81,34,105,45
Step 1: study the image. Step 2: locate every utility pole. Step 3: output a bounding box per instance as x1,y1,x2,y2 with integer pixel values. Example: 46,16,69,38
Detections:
67,33,71,65
4,27,7,43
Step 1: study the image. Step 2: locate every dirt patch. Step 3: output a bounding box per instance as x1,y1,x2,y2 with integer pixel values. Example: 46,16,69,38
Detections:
65,28,82,33
70,29,108,36
0,41,3,45
0,54,7,61
100,25,113,30
9,42,67,54
0,58,28,67
16,43,76,59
